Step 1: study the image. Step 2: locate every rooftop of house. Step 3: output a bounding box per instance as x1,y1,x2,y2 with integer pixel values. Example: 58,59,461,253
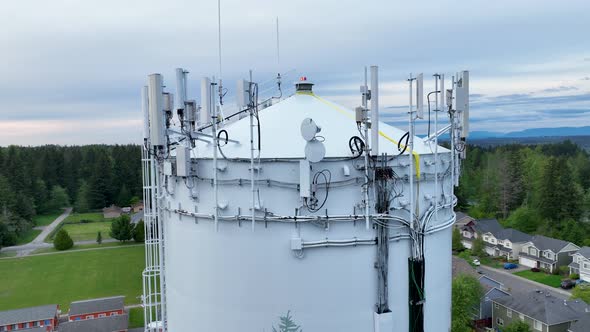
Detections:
494,290,589,325
473,219,504,236
569,312,590,332
529,235,574,253
496,228,532,243
455,211,474,226
0,304,57,326
59,314,128,332
102,205,122,213
69,296,124,316
574,246,590,259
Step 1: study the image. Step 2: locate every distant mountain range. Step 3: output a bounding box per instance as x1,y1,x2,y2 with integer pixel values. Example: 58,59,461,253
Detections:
469,126,590,139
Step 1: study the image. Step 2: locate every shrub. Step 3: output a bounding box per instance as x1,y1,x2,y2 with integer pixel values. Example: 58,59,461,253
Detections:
133,220,145,243
110,215,134,242
96,231,102,245
570,273,580,280
558,266,569,276
53,229,74,250
531,267,540,273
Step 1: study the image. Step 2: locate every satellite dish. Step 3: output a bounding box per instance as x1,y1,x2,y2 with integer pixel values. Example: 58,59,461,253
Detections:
301,118,321,141
305,140,326,163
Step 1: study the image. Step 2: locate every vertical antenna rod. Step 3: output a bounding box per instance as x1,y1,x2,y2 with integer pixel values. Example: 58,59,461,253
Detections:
276,17,280,70
217,0,223,80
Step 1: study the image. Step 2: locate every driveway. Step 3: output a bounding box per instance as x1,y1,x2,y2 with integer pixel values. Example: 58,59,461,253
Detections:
477,265,572,299
1,208,72,256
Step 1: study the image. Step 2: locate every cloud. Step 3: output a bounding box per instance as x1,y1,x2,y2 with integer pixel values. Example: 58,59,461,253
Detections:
538,86,579,93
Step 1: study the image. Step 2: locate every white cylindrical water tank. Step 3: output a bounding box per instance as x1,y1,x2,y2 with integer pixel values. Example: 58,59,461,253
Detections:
159,89,454,331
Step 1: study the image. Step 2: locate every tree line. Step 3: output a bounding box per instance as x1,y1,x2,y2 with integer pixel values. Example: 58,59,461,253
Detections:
0,145,142,247
456,140,590,246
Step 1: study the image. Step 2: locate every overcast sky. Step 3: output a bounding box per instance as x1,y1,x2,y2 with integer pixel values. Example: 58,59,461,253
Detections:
0,0,589,145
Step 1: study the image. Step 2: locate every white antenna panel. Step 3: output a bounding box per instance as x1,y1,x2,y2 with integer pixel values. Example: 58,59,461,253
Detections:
200,77,212,125
236,79,249,109
185,100,197,123
455,71,469,138
141,86,149,141
175,68,187,110
416,73,424,119
147,74,165,147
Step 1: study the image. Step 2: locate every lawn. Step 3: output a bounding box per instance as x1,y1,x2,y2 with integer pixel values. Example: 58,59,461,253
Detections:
33,211,63,226
31,242,140,255
514,270,563,288
64,212,106,224
128,307,144,328
0,245,144,311
15,229,42,245
0,251,17,258
61,222,113,242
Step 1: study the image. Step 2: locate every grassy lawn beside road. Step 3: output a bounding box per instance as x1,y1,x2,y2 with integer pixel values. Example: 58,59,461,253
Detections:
0,245,144,311
61,222,113,242
64,212,106,224
33,211,63,226
15,229,42,245
128,307,144,328
31,242,138,255
514,270,562,288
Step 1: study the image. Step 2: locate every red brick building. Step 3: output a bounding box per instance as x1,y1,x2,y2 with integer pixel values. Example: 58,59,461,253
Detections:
68,296,125,322
0,304,59,331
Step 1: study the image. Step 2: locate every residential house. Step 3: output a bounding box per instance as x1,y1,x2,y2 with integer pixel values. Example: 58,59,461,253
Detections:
569,247,590,282
519,235,580,273
68,296,125,322
492,290,589,332
455,211,475,229
476,275,511,329
131,202,144,213
461,219,531,260
103,205,122,219
59,314,128,332
451,257,511,330
0,304,59,331
568,313,590,332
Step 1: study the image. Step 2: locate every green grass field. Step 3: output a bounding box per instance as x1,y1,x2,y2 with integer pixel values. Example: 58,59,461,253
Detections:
31,242,140,255
33,211,63,226
0,251,17,258
514,270,563,288
0,245,144,311
64,212,106,224
15,229,42,245
128,307,144,328
61,222,113,242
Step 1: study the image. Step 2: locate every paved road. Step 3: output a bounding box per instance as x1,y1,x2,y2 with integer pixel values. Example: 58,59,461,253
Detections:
32,208,72,244
477,265,571,299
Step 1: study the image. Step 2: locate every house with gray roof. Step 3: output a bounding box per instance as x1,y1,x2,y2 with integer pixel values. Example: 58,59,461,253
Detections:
68,296,125,322
519,235,580,273
0,304,58,331
454,211,475,229
492,290,590,332
59,314,128,332
568,313,590,332
461,219,532,260
569,246,590,282
476,275,511,329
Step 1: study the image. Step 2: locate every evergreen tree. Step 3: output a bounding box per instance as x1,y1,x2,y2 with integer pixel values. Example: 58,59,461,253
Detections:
472,233,485,257
116,184,132,207
452,274,483,332
47,185,70,212
133,220,145,242
53,229,74,250
96,231,102,245
75,181,91,213
110,215,134,242
272,311,302,332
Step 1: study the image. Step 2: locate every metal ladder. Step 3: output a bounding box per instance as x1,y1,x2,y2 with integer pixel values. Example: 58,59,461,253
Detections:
142,146,167,331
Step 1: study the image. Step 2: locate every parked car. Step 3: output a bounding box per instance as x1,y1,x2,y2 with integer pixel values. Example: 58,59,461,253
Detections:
472,259,481,266
531,267,540,272
504,263,518,270
561,279,576,289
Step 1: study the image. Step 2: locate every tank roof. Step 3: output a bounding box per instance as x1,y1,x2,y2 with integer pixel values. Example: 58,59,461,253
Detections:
193,92,449,159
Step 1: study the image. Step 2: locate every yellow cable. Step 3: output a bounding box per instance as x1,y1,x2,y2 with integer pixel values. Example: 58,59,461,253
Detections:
304,92,421,178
